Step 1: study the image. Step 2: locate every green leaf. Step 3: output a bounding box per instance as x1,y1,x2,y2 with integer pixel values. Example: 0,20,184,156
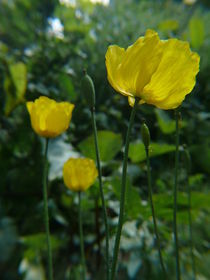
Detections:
155,109,176,134
158,19,179,32
151,192,210,222
155,109,186,134
21,233,66,260
78,130,122,162
59,73,77,101
10,62,27,99
4,62,27,115
129,141,175,163
108,177,144,220
189,17,204,49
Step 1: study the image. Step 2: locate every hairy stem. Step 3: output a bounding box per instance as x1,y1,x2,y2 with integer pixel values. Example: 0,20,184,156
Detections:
91,107,110,279
173,109,181,280
79,191,86,280
43,138,53,280
145,148,166,278
111,98,139,280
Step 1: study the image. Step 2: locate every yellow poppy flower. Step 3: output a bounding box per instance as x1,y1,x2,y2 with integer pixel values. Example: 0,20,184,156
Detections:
63,158,98,192
105,29,200,110
26,96,74,138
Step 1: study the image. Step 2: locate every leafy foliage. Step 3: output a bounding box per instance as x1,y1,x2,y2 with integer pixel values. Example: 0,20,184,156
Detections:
0,0,210,279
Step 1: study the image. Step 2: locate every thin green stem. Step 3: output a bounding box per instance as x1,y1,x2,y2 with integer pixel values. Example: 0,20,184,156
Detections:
145,148,166,278
186,174,196,280
43,138,53,280
111,98,139,280
78,191,86,280
173,109,181,280
91,107,110,279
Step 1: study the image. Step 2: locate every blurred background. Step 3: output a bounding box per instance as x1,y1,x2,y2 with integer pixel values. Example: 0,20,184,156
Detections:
0,0,210,279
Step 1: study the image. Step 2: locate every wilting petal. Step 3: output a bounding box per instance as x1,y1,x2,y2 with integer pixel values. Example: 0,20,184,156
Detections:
142,39,200,109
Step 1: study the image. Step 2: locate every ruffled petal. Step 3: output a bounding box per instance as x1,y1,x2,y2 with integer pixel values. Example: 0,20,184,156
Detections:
26,101,41,135
26,96,74,137
105,45,132,96
118,30,164,97
63,158,98,192
142,39,200,109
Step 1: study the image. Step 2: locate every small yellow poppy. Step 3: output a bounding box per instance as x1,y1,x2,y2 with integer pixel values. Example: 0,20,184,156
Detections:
26,96,74,138
63,158,98,192
105,29,200,110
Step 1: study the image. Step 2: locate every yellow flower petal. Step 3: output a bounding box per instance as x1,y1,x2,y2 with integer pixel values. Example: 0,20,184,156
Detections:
63,158,98,192
128,96,145,107
142,39,200,109
105,29,200,110
105,45,130,96
26,96,74,138
119,30,164,96
106,30,164,100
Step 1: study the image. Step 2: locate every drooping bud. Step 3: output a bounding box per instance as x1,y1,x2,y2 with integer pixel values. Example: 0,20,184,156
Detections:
81,70,96,108
141,122,150,149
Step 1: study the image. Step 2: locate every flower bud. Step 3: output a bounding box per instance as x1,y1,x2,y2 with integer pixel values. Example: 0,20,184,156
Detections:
81,70,96,108
141,122,150,149
26,96,74,138
63,158,98,192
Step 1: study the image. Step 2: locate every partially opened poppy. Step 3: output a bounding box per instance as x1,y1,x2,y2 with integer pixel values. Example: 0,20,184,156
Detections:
105,29,200,110
63,158,98,192
27,96,74,138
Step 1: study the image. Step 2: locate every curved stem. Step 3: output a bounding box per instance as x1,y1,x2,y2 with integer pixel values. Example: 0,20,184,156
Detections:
173,109,181,280
91,107,110,279
79,191,86,280
111,98,139,280
43,138,53,280
187,174,196,280
145,148,166,278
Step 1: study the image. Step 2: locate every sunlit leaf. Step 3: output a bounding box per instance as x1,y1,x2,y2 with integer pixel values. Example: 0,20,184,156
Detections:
129,141,175,163
21,233,66,260
155,109,176,134
108,177,145,220
59,73,77,101
158,19,179,31
189,17,204,49
4,62,27,115
78,130,122,162
155,109,187,134
152,192,210,222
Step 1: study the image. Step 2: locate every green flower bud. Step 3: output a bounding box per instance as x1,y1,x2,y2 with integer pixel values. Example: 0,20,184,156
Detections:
81,70,95,108
141,122,150,149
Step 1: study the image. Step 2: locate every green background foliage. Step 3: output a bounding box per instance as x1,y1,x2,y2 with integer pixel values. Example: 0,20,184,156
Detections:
0,0,210,279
